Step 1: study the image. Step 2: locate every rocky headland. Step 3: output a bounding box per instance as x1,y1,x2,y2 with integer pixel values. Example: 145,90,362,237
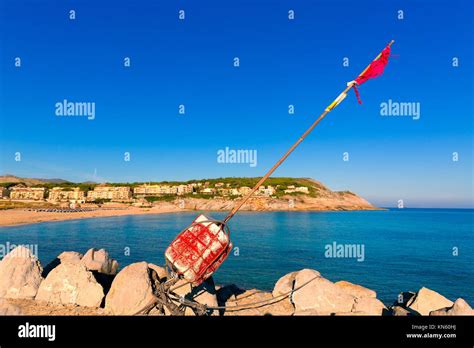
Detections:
0,246,471,316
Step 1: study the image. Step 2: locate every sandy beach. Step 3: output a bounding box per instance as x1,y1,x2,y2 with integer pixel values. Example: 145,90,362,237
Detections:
0,192,381,227
0,206,183,227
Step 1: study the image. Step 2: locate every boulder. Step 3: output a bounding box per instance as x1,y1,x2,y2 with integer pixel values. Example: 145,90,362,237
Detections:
105,262,157,315
332,311,376,316
0,246,43,299
58,251,83,263
224,290,294,316
430,298,474,316
148,263,168,281
81,248,118,275
169,277,219,316
352,297,387,315
407,287,453,316
0,298,24,315
391,306,412,316
272,269,321,313
272,271,299,297
292,269,355,314
335,280,376,299
35,262,104,307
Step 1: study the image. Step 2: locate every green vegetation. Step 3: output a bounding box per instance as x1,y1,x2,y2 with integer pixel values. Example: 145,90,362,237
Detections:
0,182,24,189
31,182,97,193
2,176,330,199
144,195,176,202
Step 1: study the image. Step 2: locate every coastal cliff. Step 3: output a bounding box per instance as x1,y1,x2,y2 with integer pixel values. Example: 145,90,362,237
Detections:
0,246,472,316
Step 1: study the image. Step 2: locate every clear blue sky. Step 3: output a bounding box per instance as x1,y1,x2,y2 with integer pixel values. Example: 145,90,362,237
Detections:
0,0,472,208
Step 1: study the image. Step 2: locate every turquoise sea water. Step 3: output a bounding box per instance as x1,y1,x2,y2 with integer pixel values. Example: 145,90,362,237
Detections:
0,209,472,305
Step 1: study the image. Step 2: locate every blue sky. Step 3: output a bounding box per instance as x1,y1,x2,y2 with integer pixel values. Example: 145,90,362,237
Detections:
0,0,472,208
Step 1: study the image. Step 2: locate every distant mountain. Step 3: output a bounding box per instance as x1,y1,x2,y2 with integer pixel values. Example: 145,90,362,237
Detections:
0,175,70,186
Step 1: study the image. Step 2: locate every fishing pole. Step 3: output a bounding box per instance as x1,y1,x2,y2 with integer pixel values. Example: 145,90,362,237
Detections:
223,40,395,224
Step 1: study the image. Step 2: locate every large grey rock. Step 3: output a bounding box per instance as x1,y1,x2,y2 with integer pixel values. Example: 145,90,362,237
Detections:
81,248,118,275
105,262,157,315
430,298,474,316
407,287,453,316
35,262,104,307
0,246,43,299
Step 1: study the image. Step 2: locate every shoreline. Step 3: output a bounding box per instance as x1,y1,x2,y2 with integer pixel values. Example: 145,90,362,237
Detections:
0,206,384,228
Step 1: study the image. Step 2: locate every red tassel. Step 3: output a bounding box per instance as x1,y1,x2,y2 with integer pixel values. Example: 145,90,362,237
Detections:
352,84,362,104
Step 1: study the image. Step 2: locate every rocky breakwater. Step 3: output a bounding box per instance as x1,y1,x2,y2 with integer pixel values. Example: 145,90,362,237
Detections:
0,246,472,316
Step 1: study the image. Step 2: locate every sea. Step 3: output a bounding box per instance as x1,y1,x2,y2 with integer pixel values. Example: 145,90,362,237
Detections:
0,208,472,305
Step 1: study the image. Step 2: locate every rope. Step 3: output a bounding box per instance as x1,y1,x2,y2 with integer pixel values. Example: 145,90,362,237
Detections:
205,274,319,312
135,271,319,315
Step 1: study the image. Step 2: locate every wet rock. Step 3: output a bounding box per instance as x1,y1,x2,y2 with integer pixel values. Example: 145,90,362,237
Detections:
0,246,43,300
105,262,157,315
407,287,453,316
35,262,104,307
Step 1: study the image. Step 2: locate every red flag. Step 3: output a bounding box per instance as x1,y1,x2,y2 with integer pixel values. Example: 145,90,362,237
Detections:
350,43,392,104
355,45,391,85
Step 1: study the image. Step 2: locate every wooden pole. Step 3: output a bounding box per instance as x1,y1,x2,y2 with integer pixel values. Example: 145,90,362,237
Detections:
223,40,394,224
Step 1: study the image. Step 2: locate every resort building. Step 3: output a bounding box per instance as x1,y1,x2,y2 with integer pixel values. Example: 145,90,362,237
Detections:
239,186,252,196
200,188,216,195
217,188,230,196
87,186,132,201
48,187,85,202
258,185,275,196
284,186,310,194
230,188,241,196
295,186,309,194
0,187,10,199
10,185,46,200
134,184,177,196
177,184,193,195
